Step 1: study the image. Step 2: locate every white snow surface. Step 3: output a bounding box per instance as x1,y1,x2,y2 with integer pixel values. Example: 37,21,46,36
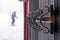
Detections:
0,0,24,40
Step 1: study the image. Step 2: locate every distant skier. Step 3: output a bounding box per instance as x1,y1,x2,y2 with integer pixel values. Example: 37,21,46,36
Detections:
11,11,17,25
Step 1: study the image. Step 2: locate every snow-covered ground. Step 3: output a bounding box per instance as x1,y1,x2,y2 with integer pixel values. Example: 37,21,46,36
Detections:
0,0,24,40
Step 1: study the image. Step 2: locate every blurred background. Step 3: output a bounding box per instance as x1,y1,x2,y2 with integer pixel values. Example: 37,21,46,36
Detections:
0,0,24,40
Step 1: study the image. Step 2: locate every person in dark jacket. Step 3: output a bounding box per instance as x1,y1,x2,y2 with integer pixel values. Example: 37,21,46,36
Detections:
11,11,17,25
